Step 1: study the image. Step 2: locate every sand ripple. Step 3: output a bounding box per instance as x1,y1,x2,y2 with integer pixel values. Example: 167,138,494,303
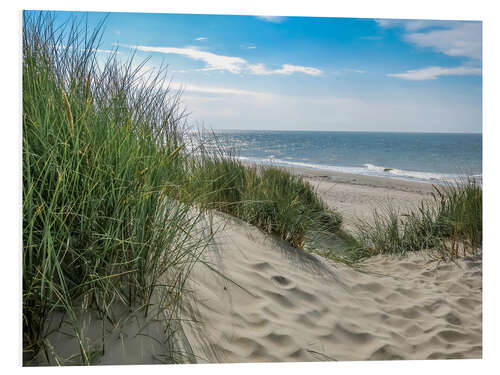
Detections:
179,214,482,363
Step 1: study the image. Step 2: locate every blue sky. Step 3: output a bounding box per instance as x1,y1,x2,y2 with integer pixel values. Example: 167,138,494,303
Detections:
37,11,482,133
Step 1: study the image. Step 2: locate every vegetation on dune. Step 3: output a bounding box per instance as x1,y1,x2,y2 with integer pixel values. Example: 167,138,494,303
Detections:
22,9,481,367
185,148,342,248
22,12,345,364
351,178,482,261
22,12,208,364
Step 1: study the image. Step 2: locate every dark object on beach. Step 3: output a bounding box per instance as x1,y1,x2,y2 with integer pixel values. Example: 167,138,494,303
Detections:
384,168,393,172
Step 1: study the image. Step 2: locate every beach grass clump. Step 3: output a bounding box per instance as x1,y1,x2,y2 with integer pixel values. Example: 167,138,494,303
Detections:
433,178,482,248
353,178,482,260
23,12,206,364
237,165,342,247
184,145,342,248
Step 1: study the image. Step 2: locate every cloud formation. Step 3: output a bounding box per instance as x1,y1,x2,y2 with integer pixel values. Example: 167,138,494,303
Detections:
378,19,482,80
120,44,322,76
405,22,482,61
94,48,120,54
256,16,286,23
125,45,247,73
239,44,257,49
247,63,322,76
377,19,481,61
375,19,448,32
169,81,272,97
387,65,482,80
343,68,366,74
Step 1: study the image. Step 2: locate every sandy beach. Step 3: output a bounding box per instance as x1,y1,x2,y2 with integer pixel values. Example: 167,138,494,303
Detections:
20,12,485,369
179,170,482,363
279,166,437,232
32,169,482,365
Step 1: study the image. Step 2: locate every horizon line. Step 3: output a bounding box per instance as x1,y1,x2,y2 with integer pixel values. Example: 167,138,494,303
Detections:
207,128,482,135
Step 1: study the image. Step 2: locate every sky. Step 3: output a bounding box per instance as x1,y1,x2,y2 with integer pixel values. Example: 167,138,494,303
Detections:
34,11,482,133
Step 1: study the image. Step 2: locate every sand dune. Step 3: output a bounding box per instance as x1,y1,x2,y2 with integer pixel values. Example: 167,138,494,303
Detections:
34,173,482,365
180,209,482,363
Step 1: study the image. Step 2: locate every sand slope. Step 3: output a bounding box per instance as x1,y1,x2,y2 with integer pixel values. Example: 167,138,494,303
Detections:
180,213,482,363
32,173,482,365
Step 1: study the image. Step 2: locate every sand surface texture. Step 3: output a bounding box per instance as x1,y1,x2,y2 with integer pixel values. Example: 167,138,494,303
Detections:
180,175,482,363
33,174,482,365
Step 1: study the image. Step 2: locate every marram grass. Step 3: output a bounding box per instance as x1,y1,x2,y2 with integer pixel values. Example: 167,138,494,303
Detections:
184,145,343,248
23,12,207,364
22,12,346,364
24,10,478,366
352,178,482,261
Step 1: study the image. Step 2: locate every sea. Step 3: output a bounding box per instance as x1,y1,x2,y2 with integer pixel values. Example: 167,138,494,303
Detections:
207,130,482,184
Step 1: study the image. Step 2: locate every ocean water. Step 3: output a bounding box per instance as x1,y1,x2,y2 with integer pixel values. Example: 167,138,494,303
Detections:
209,130,482,183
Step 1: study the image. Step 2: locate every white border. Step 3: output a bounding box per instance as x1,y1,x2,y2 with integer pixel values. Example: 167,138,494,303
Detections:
2,1,497,374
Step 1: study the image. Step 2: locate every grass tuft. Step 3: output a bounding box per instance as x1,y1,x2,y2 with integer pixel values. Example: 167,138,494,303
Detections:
183,144,343,249
352,178,482,261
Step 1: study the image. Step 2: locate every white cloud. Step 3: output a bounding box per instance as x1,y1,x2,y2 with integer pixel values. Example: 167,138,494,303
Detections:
122,44,247,74
405,22,482,61
256,16,286,23
275,64,322,76
377,19,482,81
248,63,321,76
169,81,273,98
343,68,366,74
239,44,257,49
375,19,447,32
376,19,482,61
195,37,207,41
246,63,269,75
55,44,120,55
387,65,482,80
94,48,120,54
119,44,321,76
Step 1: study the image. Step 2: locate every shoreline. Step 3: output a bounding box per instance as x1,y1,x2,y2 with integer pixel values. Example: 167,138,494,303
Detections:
242,160,438,193
234,154,479,185
243,161,436,232
272,164,438,194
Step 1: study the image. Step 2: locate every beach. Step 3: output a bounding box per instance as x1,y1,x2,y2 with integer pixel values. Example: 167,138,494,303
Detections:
27,164,482,366
274,165,437,232
27,166,482,366
21,13,483,366
179,170,482,363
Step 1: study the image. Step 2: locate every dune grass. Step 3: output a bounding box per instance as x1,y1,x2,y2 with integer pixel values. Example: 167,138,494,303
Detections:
184,147,343,248
24,10,481,367
22,12,347,364
351,178,482,261
22,12,210,364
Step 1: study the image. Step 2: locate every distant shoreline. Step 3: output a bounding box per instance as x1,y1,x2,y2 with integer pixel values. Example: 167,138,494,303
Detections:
206,130,482,184
242,160,442,193
210,129,483,135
